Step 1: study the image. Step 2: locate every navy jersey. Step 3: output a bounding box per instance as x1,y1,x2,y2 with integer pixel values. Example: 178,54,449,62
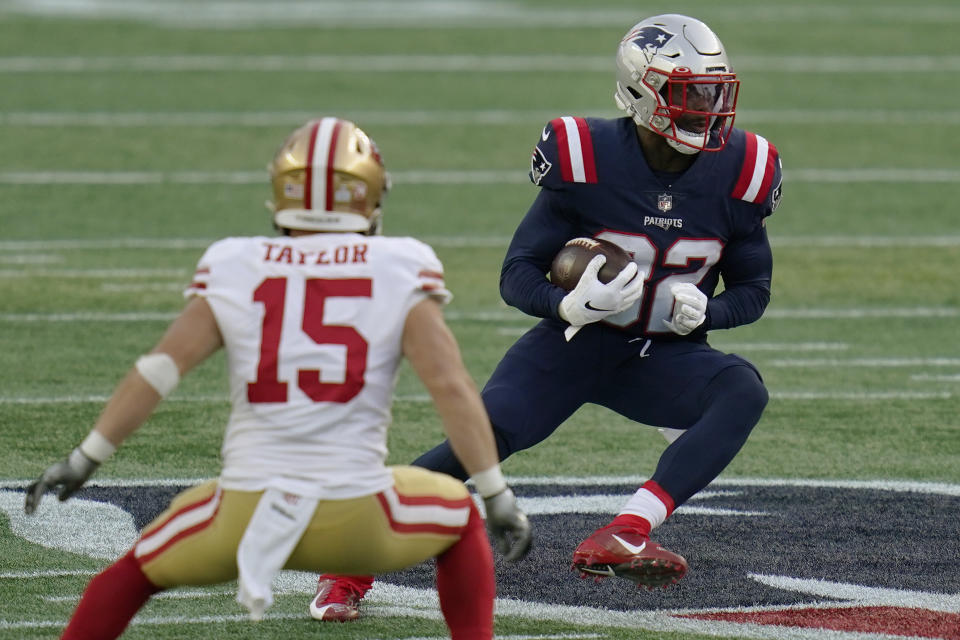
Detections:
502,116,783,340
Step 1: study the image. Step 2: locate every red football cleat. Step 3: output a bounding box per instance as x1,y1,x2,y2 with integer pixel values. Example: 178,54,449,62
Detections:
309,575,373,622
571,524,687,589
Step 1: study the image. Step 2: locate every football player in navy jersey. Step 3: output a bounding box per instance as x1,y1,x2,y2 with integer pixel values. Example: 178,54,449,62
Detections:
313,13,782,617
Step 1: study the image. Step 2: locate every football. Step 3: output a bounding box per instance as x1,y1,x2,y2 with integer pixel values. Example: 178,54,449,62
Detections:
549,237,634,291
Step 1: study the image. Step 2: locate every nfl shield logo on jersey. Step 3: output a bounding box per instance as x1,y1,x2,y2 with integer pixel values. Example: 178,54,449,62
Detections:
657,193,673,212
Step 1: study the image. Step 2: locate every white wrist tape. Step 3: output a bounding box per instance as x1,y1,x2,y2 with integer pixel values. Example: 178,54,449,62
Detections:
471,465,507,498
78,430,116,463
135,353,180,398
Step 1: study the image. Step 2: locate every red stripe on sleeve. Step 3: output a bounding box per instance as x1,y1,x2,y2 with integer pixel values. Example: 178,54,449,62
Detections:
551,117,573,182
324,120,343,212
303,121,320,209
574,117,598,184
730,131,758,200
753,141,780,204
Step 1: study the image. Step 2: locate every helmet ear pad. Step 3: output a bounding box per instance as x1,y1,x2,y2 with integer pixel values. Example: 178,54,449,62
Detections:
614,14,739,153
268,118,391,234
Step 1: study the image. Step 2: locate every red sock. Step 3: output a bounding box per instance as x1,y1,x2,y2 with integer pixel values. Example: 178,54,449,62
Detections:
610,513,652,536
62,550,160,640
435,503,495,640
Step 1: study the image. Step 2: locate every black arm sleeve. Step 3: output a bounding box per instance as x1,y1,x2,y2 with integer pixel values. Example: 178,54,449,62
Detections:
499,189,577,320
706,222,773,330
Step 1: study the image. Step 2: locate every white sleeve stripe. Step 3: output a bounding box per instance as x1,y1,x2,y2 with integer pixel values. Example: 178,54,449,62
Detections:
560,116,587,183
742,135,770,203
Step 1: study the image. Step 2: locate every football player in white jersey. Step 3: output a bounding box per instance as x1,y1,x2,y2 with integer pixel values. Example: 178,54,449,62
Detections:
24,117,532,640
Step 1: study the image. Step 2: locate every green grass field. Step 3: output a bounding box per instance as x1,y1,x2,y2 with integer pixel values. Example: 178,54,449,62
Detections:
1,1,959,639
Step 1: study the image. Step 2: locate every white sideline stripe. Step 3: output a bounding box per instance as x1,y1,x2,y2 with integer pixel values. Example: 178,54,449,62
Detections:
3,168,959,185
2,54,960,73
4,235,960,252
7,109,960,127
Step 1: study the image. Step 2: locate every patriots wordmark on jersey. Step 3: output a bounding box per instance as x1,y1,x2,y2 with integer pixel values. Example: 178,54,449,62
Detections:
513,115,782,339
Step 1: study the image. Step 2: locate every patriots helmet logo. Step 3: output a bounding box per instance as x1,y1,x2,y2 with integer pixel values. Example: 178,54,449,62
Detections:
625,26,675,60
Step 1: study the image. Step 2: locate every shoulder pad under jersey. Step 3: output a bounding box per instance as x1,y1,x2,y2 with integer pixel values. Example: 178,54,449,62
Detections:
529,116,599,188
729,130,783,216
379,236,452,305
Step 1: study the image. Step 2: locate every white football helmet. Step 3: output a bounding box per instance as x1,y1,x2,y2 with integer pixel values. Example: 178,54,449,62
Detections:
268,117,390,234
614,14,739,154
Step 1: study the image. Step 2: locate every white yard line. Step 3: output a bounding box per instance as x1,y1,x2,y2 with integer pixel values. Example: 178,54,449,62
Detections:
4,109,960,127
1,307,958,323
0,389,953,406
1,168,959,185
911,373,960,382
2,308,958,323
2,0,959,28
1,54,960,73
4,236,960,252
0,268,188,278
768,358,960,367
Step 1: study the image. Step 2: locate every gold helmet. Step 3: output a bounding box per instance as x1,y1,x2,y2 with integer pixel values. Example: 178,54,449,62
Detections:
268,117,390,234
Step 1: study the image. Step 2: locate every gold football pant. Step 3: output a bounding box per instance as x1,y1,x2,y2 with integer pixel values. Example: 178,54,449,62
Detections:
132,465,474,587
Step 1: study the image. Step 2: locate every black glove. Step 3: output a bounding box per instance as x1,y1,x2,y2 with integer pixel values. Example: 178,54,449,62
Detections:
24,449,99,515
482,487,532,562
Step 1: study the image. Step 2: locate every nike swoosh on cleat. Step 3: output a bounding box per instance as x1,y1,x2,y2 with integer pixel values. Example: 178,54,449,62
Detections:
578,565,616,577
611,534,647,555
541,125,551,141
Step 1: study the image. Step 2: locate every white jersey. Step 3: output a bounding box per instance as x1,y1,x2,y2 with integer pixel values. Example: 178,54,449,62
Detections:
184,233,451,499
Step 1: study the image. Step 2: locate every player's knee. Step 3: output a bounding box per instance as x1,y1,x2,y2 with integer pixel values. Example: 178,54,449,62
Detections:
725,365,768,417
492,428,514,461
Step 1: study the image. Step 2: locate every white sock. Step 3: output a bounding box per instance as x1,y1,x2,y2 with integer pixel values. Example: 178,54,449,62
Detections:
619,487,668,531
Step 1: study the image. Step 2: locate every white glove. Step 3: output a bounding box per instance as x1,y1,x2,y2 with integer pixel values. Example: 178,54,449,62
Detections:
558,255,644,328
483,487,532,562
662,282,708,335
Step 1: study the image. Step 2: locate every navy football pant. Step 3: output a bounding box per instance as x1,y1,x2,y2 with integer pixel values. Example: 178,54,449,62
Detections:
412,319,768,507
